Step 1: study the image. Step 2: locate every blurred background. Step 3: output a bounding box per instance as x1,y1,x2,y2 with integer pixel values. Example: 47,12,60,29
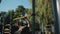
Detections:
0,0,55,34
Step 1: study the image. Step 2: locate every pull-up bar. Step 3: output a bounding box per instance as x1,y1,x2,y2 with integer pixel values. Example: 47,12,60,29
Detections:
32,0,35,34
52,0,60,34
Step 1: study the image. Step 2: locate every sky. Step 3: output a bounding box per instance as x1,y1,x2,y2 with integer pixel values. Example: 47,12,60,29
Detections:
0,0,32,12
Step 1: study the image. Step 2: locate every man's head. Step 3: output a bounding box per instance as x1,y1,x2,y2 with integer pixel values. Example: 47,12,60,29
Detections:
18,19,27,26
13,16,30,28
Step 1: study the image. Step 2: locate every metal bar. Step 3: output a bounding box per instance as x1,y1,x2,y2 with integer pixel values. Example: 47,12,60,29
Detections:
52,0,59,34
56,0,60,33
32,0,35,34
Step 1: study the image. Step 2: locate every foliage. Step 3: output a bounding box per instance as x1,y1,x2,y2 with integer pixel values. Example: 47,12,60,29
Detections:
0,0,54,31
29,0,54,31
0,0,1,3
0,5,32,26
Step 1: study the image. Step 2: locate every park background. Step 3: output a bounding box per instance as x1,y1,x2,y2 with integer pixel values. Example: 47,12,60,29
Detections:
0,0,54,34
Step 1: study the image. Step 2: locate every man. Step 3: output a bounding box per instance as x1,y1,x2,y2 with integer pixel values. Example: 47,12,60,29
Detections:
14,16,31,34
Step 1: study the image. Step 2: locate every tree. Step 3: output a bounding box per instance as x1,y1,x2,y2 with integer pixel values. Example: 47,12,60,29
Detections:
0,0,1,3
15,5,25,17
29,0,54,32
